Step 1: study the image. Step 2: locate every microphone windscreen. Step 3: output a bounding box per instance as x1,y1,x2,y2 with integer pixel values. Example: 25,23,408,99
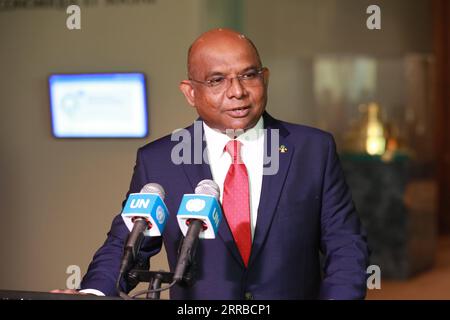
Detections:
195,179,220,200
140,183,165,200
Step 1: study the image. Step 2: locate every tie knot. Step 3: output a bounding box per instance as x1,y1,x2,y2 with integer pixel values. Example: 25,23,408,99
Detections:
225,140,243,164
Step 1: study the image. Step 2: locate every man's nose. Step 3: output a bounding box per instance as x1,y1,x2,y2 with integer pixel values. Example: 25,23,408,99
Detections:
226,77,246,99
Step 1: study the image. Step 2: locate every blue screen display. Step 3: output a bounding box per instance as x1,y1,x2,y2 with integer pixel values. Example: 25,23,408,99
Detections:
48,73,148,138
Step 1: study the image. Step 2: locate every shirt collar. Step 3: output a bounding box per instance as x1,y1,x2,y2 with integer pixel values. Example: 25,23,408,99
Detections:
203,116,264,161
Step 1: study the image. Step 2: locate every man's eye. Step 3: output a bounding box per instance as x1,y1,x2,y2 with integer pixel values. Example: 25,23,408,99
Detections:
207,77,225,86
240,71,258,79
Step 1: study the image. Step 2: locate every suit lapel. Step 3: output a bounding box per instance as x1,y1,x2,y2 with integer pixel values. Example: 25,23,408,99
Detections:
248,113,294,268
179,120,213,188
180,119,245,266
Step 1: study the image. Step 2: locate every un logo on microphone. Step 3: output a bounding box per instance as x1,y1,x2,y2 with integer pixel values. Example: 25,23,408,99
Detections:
156,206,166,224
212,209,220,228
186,198,206,212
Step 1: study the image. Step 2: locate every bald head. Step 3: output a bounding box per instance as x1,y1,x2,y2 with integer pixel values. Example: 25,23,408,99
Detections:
187,28,262,78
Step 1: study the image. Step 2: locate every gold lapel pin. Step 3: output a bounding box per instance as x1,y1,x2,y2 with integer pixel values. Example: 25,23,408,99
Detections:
279,145,288,153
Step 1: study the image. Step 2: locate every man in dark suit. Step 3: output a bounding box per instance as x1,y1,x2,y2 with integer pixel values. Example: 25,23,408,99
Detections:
77,28,369,299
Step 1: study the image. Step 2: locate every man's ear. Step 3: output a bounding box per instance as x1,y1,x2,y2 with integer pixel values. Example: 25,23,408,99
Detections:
263,67,270,86
179,80,196,107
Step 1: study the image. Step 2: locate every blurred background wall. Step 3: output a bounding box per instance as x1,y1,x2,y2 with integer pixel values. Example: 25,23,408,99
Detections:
0,0,447,299
0,0,202,293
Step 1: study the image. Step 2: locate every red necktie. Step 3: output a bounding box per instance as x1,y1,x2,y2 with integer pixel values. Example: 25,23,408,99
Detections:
222,139,252,267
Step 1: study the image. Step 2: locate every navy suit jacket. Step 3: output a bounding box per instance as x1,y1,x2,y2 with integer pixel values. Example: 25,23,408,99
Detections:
80,112,369,299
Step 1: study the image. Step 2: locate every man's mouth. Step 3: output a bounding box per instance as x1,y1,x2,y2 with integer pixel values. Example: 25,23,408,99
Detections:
227,106,251,117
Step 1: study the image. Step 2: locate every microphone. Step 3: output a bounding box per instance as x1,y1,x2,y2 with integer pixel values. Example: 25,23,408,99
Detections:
173,179,223,283
118,183,169,288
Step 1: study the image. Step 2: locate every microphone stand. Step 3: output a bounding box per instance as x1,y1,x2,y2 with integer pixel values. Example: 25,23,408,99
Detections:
125,269,174,300
147,272,162,299
124,230,199,299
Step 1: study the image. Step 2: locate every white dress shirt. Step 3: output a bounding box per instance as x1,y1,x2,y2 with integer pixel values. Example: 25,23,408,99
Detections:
203,116,265,240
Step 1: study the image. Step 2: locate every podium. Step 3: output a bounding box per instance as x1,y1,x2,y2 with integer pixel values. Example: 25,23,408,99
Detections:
0,290,122,300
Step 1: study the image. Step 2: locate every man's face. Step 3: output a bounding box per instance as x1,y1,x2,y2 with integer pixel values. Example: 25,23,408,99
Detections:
182,36,268,132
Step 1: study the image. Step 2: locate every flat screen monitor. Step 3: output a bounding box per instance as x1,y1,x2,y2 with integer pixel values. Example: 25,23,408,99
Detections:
48,73,148,138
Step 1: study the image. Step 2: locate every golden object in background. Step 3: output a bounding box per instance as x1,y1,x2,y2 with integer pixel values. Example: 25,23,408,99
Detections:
342,101,410,161
365,102,386,155
343,102,392,157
